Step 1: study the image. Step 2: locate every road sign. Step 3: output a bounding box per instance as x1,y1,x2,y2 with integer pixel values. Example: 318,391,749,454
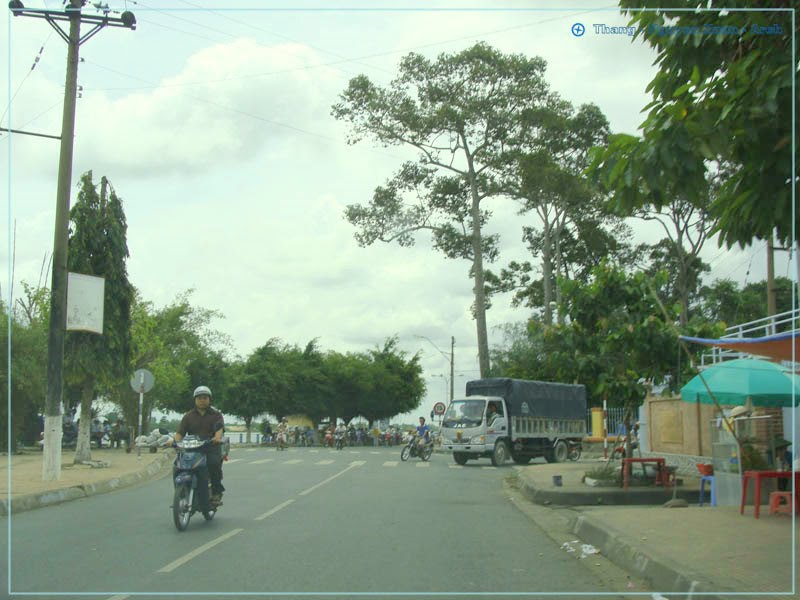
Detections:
130,368,154,393
433,402,446,416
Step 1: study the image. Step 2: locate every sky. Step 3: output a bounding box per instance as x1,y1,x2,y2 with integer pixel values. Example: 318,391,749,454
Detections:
2,0,794,424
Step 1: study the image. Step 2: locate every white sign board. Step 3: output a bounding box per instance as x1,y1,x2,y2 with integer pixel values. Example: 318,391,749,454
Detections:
66,272,105,334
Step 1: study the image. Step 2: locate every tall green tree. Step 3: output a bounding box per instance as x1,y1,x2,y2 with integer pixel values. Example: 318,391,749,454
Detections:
587,2,796,249
332,42,559,376
501,102,616,324
65,172,133,464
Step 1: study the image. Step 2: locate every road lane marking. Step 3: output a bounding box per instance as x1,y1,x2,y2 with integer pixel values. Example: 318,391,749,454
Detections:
225,459,242,464
255,498,295,521
298,461,365,496
481,466,496,470
370,452,380,455
107,596,130,600
415,462,430,468
383,461,398,467
310,450,319,453
348,451,361,454
157,528,244,573
448,465,464,469
316,460,335,465
245,448,257,452
283,459,303,464
250,458,274,464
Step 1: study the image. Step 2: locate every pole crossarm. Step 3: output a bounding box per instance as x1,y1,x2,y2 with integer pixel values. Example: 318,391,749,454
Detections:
9,3,136,45
414,335,451,361
0,126,60,140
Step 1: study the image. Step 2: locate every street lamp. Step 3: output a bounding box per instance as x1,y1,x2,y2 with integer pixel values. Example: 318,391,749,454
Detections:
414,335,455,402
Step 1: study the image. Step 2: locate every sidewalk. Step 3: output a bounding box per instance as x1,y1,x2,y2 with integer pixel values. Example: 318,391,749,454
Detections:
0,447,173,516
514,459,799,599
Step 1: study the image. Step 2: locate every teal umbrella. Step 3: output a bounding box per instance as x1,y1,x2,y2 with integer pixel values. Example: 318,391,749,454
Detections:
680,359,800,407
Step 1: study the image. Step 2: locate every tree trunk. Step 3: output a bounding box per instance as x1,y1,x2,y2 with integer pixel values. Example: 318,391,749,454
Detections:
554,225,565,325
469,183,490,377
73,383,93,464
245,417,252,444
541,220,554,326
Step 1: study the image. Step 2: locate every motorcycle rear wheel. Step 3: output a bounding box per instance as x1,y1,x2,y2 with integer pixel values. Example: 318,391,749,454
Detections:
400,445,410,461
172,486,191,531
422,445,433,461
567,445,581,461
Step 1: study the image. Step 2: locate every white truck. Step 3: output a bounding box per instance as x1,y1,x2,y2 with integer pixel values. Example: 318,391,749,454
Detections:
441,378,587,466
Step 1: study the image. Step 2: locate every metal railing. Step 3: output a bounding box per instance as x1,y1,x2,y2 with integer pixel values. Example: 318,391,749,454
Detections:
701,308,799,367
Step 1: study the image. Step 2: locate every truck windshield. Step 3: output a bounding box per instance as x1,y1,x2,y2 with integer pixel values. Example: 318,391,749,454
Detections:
442,400,485,428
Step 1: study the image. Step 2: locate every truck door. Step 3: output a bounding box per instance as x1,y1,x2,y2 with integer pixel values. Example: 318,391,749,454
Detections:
486,400,508,441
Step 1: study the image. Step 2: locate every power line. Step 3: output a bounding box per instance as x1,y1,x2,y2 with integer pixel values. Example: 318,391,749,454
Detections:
86,5,615,93
1,31,54,128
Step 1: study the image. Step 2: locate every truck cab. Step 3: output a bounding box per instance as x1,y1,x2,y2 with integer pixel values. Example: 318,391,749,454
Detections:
441,396,510,466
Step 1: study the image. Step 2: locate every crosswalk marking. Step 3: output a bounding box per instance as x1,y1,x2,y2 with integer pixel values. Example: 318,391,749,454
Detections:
415,462,430,468
250,458,274,464
316,460,335,465
383,461,398,467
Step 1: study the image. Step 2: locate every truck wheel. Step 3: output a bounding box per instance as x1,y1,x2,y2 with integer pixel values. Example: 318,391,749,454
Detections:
491,440,508,466
553,440,568,463
453,452,468,465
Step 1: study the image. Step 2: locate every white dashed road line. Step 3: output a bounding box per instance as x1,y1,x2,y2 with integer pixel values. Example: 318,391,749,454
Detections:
250,458,274,464
255,498,295,521
225,459,242,464
283,459,303,465
298,461,365,496
415,462,430,468
383,461,399,467
315,460,335,465
157,528,244,573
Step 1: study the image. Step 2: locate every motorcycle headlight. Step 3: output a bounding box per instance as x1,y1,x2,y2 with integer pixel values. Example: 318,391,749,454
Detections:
470,435,485,444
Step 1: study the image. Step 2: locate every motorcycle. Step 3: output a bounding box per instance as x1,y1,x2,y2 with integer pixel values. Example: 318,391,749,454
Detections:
170,435,217,531
400,434,433,462
335,431,345,451
276,431,288,451
567,440,582,462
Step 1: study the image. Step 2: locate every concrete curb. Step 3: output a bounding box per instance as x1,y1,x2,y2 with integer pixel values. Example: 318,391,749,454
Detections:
0,451,173,517
567,512,733,600
512,470,736,600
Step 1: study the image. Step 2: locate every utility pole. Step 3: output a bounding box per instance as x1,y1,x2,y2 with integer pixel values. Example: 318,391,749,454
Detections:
450,336,455,403
766,231,777,322
9,0,136,481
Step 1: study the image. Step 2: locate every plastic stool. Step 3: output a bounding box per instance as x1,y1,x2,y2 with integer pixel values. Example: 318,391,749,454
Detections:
699,474,716,507
768,491,793,515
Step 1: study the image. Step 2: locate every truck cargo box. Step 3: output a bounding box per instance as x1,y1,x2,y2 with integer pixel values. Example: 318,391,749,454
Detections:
465,378,586,420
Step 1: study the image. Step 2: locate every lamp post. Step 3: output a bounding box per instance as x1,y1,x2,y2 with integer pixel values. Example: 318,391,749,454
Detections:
415,335,455,402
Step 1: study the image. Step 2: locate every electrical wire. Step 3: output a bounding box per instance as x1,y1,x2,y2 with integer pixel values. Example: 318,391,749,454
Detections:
0,99,63,143
1,31,54,129
88,4,616,92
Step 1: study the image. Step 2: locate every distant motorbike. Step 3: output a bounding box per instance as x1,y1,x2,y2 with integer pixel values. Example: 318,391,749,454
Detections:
567,440,582,462
324,430,334,448
401,435,433,462
170,435,216,532
335,431,345,451
276,431,288,451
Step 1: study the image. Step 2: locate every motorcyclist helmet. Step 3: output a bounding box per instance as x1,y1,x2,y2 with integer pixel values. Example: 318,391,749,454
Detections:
193,385,212,399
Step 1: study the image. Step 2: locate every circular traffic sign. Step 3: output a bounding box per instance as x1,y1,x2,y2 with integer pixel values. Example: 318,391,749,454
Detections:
130,368,155,393
433,402,446,416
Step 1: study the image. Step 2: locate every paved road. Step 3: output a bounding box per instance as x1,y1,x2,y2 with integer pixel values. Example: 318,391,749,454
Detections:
3,447,634,598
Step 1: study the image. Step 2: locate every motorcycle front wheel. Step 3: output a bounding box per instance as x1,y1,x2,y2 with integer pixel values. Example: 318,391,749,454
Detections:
172,486,191,531
400,445,410,461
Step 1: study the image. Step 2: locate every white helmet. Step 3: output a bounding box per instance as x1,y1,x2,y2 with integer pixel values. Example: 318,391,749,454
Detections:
193,385,212,399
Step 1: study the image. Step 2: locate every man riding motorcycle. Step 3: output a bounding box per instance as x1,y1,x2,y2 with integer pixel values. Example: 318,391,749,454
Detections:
416,416,431,450
172,385,225,509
